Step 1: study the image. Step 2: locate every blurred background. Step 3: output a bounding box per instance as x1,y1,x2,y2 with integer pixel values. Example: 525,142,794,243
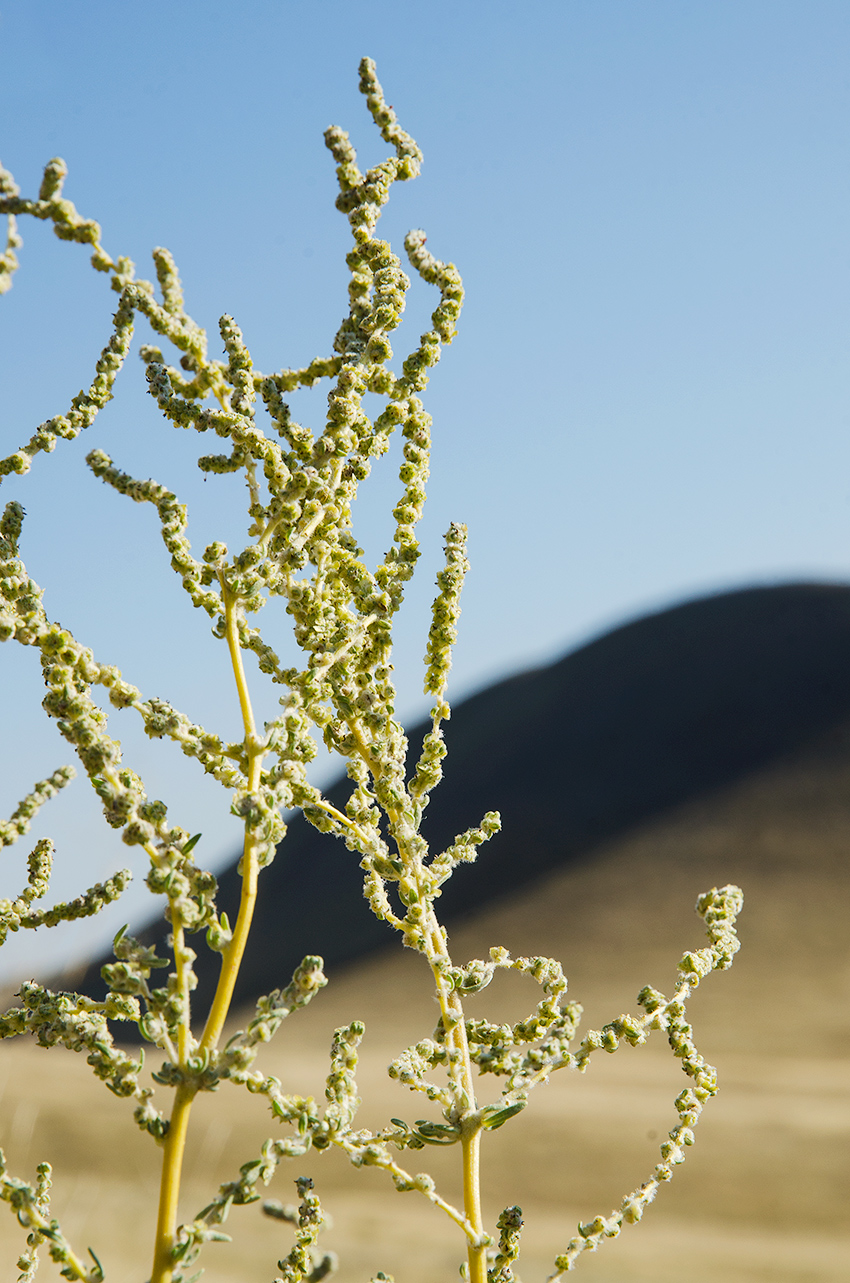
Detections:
0,3,848,1280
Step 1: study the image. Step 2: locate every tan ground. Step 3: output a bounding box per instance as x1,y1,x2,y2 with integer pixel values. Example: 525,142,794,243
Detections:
1,745,849,1281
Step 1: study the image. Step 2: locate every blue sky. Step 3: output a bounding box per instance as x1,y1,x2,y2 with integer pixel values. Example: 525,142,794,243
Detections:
2,0,849,980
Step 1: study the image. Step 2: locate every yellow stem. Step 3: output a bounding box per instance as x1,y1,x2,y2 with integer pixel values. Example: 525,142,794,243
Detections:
150,1083,195,1283
148,881,199,1281
200,579,264,1053
424,913,486,1279
150,580,265,1280
462,1124,486,1283
199,794,261,1053
220,578,259,743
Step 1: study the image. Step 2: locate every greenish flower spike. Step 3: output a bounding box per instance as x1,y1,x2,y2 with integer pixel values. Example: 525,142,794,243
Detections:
0,58,744,1283
0,767,74,849
489,1206,524,1283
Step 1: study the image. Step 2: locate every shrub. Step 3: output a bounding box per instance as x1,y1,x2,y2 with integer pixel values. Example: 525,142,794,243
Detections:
0,59,742,1283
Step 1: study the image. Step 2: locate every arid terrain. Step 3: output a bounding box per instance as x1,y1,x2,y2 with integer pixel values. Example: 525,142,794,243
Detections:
2,741,848,1281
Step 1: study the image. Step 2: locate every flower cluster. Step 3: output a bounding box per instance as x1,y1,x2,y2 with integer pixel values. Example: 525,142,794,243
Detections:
550,884,743,1274
0,1157,103,1283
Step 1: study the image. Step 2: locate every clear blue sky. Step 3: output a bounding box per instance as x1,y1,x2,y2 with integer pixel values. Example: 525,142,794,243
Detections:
2,0,849,981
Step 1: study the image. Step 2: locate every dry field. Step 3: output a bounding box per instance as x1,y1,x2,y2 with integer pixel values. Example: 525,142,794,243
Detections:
2,744,848,1281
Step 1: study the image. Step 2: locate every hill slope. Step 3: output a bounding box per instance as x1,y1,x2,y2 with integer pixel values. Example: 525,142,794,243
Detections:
75,580,850,1014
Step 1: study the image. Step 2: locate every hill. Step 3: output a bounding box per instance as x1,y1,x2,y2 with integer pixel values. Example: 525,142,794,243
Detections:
74,580,850,1015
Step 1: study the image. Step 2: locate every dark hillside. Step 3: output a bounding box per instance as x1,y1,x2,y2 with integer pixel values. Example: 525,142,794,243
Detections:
75,581,850,1016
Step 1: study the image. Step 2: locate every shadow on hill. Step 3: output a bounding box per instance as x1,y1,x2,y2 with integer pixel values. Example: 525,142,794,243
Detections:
75,581,850,1021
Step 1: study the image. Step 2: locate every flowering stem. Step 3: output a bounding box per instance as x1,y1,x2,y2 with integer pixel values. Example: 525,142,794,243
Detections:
151,582,265,1281
200,579,265,1054
424,913,487,1280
